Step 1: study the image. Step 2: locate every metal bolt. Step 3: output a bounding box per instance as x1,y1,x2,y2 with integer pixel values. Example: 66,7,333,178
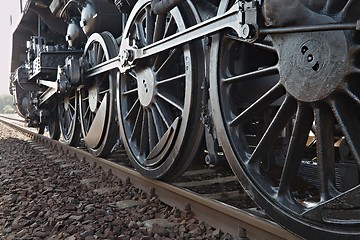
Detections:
308,54,313,62
240,24,250,38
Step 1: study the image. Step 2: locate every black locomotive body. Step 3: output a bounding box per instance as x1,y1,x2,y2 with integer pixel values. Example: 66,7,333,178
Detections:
9,0,360,239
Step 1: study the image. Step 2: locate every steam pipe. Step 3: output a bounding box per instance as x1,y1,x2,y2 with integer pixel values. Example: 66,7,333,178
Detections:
260,22,357,35
151,0,185,15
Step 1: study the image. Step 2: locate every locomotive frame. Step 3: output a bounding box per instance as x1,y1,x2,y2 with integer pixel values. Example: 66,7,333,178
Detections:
9,0,360,238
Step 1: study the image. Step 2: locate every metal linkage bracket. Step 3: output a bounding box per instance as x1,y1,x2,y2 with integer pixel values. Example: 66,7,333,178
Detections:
85,0,261,78
37,67,69,105
238,0,260,41
38,55,83,105
356,20,360,30
86,1,263,76
116,2,261,73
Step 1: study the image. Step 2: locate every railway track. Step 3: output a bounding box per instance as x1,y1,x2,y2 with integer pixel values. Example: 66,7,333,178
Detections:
0,114,301,240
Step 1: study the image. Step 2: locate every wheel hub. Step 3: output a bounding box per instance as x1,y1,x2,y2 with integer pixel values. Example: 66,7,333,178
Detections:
276,27,348,102
88,85,98,112
135,68,156,107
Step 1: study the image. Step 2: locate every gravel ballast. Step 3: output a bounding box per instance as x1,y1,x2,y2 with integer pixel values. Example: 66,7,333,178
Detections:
0,122,233,240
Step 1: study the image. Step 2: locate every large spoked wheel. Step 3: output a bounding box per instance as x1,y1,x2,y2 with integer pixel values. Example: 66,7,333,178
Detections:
58,91,81,146
117,0,204,180
210,1,360,239
79,32,119,157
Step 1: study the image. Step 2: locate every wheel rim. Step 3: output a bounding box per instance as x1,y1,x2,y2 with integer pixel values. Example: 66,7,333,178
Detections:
48,112,61,140
117,0,204,180
38,125,45,135
59,90,80,146
210,1,360,238
79,32,119,157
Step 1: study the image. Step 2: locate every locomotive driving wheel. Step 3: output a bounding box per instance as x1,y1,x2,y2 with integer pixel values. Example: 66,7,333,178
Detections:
79,32,119,157
58,91,81,146
117,0,204,180
210,1,360,239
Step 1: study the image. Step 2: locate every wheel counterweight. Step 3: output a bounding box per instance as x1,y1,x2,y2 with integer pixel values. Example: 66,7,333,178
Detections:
210,0,360,239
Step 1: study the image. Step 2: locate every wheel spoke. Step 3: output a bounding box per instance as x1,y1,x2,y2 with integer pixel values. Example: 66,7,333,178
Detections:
123,88,138,96
151,106,165,140
139,109,149,156
68,113,74,130
69,103,75,112
98,74,107,87
59,92,78,143
99,89,110,95
341,0,360,20
147,108,158,149
153,14,166,42
163,15,176,38
248,95,297,165
93,43,99,65
252,42,276,52
84,105,90,122
65,111,74,132
88,45,94,66
344,85,360,106
278,103,313,196
97,45,104,64
314,104,337,201
157,73,186,85
146,6,155,45
128,70,137,79
154,101,172,128
223,66,279,84
65,110,72,124
157,91,184,112
331,98,360,165
87,112,93,133
125,99,140,121
343,0,356,11
155,48,180,74
130,106,143,142
135,22,146,47
230,84,286,127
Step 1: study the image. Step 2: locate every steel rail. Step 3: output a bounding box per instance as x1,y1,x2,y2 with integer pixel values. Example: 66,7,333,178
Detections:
0,114,26,124
0,116,301,240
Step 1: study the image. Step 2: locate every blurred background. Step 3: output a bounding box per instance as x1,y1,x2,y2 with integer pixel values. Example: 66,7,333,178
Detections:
0,2,21,113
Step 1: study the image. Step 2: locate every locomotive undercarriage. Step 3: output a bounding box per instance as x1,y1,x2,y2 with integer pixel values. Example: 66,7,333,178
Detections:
9,0,360,238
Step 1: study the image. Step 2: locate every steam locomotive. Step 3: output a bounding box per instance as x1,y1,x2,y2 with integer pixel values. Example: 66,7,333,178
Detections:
9,0,360,238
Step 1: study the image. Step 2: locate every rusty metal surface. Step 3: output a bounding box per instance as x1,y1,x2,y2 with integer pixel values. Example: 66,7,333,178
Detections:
0,115,301,240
